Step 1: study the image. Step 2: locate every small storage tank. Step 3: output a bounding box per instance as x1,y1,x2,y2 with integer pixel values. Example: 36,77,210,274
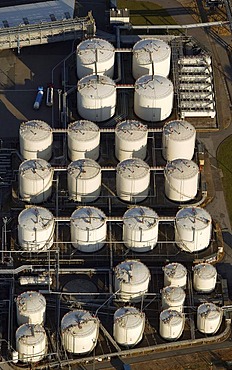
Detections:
76,38,115,79
134,75,173,122
163,263,187,288
19,120,53,161
197,303,223,334
162,120,196,161
113,307,145,346
18,206,54,252
16,291,46,326
123,206,159,252
67,159,101,202
115,120,148,161
16,324,47,363
70,207,106,252
193,263,217,292
61,310,99,354
67,120,100,161
116,158,150,202
19,159,54,203
164,159,199,202
159,309,185,341
161,286,186,312
175,207,212,253
114,260,151,302
77,75,116,122
132,38,171,79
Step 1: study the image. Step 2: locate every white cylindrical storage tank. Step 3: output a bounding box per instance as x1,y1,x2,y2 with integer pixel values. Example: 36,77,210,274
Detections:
77,75,116,122
162,120,196,161
175,207,212,253
19,120,53,161
134,75,173,122
114,260,150,302
113,307,145,346
67,159,101,202
159,309,185,341
163,263,187,288
116,158,150,203
16,324,47,363
70,207,106,252
61,310,99,354
132,38,171,79
115,120,148,161
16,291,46,326
161,286,186,312
18,206,54,252
19,159,53,204
123,206,159,252
67,120,100,161
193,263,217,292
76,38,115,79
197,303,223,334
164,159,199,202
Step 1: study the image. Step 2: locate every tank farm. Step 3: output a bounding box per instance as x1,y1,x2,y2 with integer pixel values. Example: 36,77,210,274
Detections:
0,36,229,368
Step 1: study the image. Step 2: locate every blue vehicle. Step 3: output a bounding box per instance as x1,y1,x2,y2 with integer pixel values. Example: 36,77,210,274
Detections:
33,86,44,110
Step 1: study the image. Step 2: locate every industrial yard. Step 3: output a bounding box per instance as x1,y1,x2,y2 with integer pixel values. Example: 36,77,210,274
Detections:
0,0,231,369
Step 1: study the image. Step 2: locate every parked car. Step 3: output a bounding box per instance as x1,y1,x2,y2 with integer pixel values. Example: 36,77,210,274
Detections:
33,86,44,110
46,84,54,107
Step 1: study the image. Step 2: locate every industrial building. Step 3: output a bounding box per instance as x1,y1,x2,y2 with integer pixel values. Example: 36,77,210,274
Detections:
0,0,230,369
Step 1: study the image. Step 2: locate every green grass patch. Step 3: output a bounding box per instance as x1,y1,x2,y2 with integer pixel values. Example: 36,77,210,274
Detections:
217,135,232,224
117,0,177,26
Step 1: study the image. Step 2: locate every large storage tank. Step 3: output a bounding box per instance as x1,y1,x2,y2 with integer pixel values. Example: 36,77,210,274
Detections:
193,263,217,292
115,120,148,161
162,120,196,161
132,38,171,79
19,120,53,161
175,207,212,253
18,206,54,252
70,207,106,252
114,260,151,302
68,120,100,161
76,38,115,79
16,291,46,326
197,303,223,334
67,159,101,202
113,307,145,346
61,310,99,354
77,75,116,122
123,206,159,252
163,263,187,288
161,286,186,312
116,158,150,202
159,309,185,341
16,324,47,363
19,159,54,203
164,159,199,202
134,75,173,122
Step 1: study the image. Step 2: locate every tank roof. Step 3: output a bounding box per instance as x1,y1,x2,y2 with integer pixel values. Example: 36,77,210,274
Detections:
77,38,114,64
193,263,216,279
16,324,46,344
61,310,99,337
160,309,183,323
18,207,54,230
165,159,199,180
114,307,144,327
68,120,99,141
135,75,173,99
176,207,212,230
163,120,196,141
116,120,147,141
123,206,158,230
20,120,52,141
77,74,116,98
68,159,101,179
163,263,187,278
162,286,185,302
117,158,150,179
16,291,46,312
71,207,106,230
115,260,150,285
198,303,222,318
133,38,171,64
19,159,52,178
